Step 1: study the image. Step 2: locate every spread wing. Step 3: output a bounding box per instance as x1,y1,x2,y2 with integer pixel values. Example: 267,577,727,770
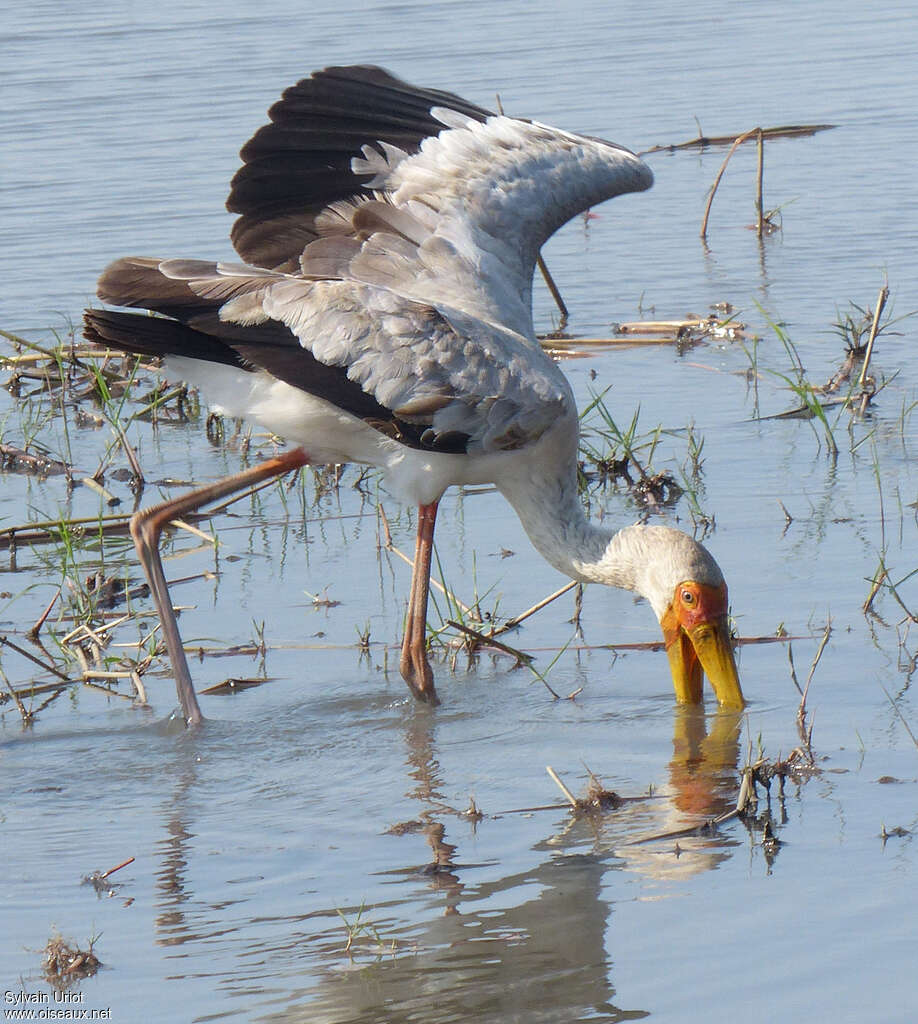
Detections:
226,65,653,338
86,66,652,455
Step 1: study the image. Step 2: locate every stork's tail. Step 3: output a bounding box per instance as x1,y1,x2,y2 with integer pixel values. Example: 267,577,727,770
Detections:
83,307,243,367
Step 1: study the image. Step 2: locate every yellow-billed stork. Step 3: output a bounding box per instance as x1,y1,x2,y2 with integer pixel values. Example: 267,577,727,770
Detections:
84,65,744,724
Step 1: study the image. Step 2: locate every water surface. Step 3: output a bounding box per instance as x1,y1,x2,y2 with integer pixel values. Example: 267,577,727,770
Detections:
2,2,917,1021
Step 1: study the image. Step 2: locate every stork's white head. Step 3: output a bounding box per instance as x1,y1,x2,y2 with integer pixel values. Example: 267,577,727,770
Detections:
611,525,744,708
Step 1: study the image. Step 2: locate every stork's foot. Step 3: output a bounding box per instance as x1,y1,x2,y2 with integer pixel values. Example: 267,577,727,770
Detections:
399,645,440,705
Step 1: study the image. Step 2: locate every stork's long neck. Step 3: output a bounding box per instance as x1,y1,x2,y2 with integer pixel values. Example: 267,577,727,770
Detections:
496,442,726,626
496,450,645,596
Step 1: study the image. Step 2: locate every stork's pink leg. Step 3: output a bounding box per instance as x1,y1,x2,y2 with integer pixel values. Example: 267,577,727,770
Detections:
130,446,311,726
399,501,440,704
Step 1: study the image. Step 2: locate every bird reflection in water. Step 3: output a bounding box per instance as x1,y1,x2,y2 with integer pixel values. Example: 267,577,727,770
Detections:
144,704,742,1020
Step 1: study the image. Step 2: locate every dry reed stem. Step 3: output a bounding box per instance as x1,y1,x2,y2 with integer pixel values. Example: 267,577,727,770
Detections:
489,581,579,639
0,663,32,722
0,511,135,551
622,806,742,846
445,619,534,665
0,634,70,680
541,336,675,351
130,670,147,703
8,680,71,700
616,319,718,333
545,766,579,808
27,587,61,639
643,122,835,154
1,348,107,366
0,328,89,368
113,422,146,485
81,613,131,639
100,856,135,879
377,510,474,617
700,127,759,239
536,253,568,328
538,313,750,351
81,669,137,681
736,769,753,813
799,620,832,723
880,684,918,752
62,619,112,648
857,284,890,389
82,680,135,700
168,518,216,544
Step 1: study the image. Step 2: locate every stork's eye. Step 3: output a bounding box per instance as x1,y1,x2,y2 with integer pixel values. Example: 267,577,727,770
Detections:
681,589,695,605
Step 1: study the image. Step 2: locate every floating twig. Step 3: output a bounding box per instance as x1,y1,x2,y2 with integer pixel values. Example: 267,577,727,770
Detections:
644,122,836,154
81,475,120,507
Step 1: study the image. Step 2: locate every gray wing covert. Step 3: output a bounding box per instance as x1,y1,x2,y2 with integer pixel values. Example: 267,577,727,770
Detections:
261,276,573,454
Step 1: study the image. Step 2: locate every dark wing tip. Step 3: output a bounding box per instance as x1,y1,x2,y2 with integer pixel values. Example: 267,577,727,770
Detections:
226,65,492,270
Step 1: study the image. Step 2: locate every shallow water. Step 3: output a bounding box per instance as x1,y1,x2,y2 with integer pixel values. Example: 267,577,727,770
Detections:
2,2,917,1021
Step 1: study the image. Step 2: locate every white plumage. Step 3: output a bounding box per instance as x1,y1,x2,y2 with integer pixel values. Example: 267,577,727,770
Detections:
84,65,743,722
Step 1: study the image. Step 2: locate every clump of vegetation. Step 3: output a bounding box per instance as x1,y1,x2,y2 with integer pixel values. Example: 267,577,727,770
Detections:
750,284,912,457
42,931,102,986
336,901,400,961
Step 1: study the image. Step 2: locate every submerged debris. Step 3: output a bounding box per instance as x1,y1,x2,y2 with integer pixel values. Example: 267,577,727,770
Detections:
41,933,102,986
880,824,912,843
581,772,624,812
0,443,70,477
384,820,427,836
546,765,623,814
542,309,749,355
632,470,683,509
199,677,269,695
81,856,134,896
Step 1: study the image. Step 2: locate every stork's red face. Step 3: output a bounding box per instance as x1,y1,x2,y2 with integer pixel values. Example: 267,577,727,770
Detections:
660,581,744,708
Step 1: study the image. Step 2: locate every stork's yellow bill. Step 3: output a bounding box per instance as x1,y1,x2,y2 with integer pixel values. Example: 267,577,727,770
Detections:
662,581,744,709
